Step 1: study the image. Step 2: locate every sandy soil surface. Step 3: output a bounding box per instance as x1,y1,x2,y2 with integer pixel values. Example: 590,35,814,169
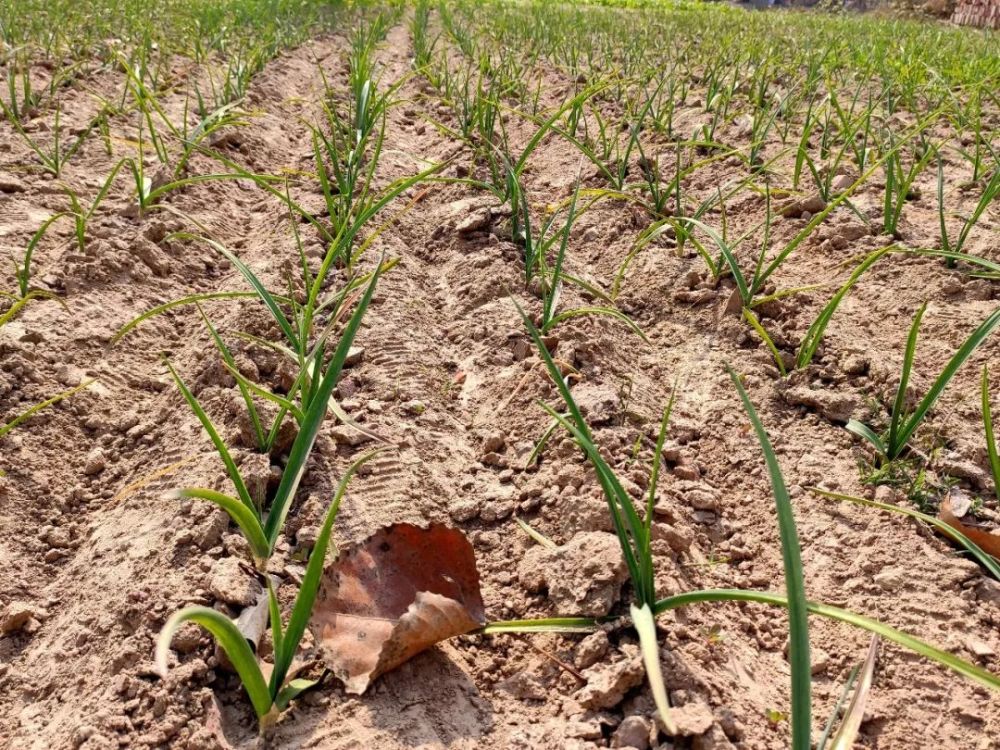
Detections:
1,18,999,750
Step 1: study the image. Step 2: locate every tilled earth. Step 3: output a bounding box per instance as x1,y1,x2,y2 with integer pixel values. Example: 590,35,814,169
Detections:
1,22,999,750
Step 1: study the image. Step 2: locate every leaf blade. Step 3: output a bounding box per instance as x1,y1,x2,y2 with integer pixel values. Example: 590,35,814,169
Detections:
156,606,272,720
727,367,810,750
176,488,270,563
262,264,383,550
893,305,1000,458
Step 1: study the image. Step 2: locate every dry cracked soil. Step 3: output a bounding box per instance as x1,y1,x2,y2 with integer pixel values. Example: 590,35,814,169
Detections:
1,20,999,750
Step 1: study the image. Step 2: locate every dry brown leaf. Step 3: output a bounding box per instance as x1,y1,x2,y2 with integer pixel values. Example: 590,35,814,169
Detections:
829,635,879,750
939,496,1000,558
309,523,485,694
236,586,270,653
721,287,743,318
215,587,269,674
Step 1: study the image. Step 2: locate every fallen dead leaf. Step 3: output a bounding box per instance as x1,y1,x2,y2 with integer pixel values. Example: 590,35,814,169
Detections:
829,635,879,750
218,580,280,674
720,287,743,318
939,496,1000,558
310,523,486,694
236,584,272,652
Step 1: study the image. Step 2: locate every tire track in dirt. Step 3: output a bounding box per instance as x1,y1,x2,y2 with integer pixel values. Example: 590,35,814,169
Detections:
264,21,510,748
309,22,488,542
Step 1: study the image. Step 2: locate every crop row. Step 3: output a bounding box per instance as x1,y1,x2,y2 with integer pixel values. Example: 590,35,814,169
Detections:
1,1,998,746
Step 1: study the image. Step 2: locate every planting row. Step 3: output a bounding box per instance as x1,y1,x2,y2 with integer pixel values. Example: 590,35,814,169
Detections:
2,1,999,746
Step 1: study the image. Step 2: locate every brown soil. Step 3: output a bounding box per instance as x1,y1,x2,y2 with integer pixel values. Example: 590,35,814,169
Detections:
2,20,999,750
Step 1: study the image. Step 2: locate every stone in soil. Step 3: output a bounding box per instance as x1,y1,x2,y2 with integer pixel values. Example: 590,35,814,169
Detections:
482,430,506,454
83,448,107,476
652,523,693,555
330,425,374,446
572,382,620,425
611,715,653,749
692,724,737,749
781,383,859,423
456,207,493,234
499,670,549,701
658,699,714,736
1,601,43,634
576,656,645,709
0,173,27,192
208,557,261,607
344,346,365,366
518,532,628,617
779,192,826,218
575,631,611,669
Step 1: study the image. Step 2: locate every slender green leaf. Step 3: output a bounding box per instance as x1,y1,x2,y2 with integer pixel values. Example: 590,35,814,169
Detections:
275,678,318,710
727,367,810,750
111,291,262,344
893,305,1000,458
546,306,648,341
521,298,648,600
199,306,266,451
523,414,565,469
266,577,284,665
0,379,95,439
810,488,1000,579
222,361,305,423
743,308,787,377
540,403,645,599
632,602,676,734
983,365,1000,503
796,247,892,369
175,488,269,563
651,589,1000,692
679,216,750,306
646,389,676,542
19,212,68,296
757,108,944,289
262,265,383,550
888,302,926,456
0,289,61,329
173,233,299,352
156,606,272,720
164,359,256,512
541,180,579,329
272,449,385,691
486,591,1000,692
845,419,888,457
